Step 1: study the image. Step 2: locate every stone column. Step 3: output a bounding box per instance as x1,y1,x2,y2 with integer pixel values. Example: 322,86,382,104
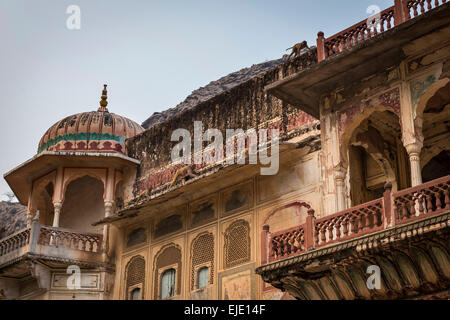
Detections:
334,164,347,212
102,201,114,258
26,210,34,228
405,142,423,187
52,202,62,227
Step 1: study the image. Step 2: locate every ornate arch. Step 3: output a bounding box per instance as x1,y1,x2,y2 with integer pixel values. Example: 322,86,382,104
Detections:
29,171,57,214
153,243,182,299
340,104,401,168
414,77,450,121
190,232,215,290
263,201,313,225
61,168,107,202
224,219,251,269
124,255,146,300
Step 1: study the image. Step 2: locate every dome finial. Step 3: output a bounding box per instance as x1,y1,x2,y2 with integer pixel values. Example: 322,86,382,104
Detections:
98,84,109,112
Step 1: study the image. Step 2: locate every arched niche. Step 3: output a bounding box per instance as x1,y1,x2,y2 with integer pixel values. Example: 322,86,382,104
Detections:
264,202,312,233
416,79,450,182
342,109,410,206
61,168,107,203
60,175,105,234
30,171,56,225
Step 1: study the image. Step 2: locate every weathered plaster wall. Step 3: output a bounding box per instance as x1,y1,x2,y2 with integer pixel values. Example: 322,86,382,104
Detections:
114,147,322,300
125,50,319,202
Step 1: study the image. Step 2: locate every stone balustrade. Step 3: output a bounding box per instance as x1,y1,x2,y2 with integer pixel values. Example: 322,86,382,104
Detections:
0,228,30,257
317,0,447,61
38,226,103,254
0,222,103,267
406,0,447,19
262,174,450,264
268,225,306,262
314,198,384,247
393,175,450,224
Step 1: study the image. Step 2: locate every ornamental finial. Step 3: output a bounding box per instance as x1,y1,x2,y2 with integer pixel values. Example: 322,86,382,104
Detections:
98,84,109,112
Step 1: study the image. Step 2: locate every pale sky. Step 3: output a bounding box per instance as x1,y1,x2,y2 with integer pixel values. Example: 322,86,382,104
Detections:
0,0,393,201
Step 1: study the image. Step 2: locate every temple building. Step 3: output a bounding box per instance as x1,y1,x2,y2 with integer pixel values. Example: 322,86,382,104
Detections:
0,0,449,300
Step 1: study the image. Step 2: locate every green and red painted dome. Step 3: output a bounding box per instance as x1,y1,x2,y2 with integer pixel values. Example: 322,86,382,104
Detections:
37,85,144,155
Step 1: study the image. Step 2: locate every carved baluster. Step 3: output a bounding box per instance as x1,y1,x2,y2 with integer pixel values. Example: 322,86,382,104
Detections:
314,228,319,246
279,238,284,257
351,215,358,233
335,221,341,239
409,197,416,217
418,194,425,214
426,194,433,213
342,219,349,236
444,188,450,209
401,202,408,220
420,0,425,13
374,208,380,226
273,238,278,257
285,235,290,255
278,237,284,257
81,237,86,251
320,227,326,244
435,189,442,209
413,3,418,16
328,224,334,241
287,233,293,254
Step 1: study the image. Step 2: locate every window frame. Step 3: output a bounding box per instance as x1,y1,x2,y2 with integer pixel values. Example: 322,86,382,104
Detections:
128,283,143,300
193,261,212,290
157,264,179,300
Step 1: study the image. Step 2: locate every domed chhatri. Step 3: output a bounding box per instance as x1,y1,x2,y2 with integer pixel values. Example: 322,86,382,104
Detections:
37,85,144,155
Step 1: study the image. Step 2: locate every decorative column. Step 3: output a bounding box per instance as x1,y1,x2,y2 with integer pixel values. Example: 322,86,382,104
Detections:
102,167,116,257
334,164,347,212
52,202,62,227
405,142,423,187
304,209,316,250
261,225,270,265
26,210,34,228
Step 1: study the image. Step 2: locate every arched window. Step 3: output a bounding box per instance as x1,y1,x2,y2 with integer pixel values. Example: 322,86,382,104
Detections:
130,287,141,300
197,267,209,289
224,220,251,269
125,255,146,300
161,268,176,299
191,232,214,290
154,244,182,299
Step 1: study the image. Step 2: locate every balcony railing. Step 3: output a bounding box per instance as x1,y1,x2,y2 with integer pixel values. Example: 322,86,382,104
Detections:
262,175,450,264
0,221,103,267
317,0,447,61
393,175,450,224
0,228,30,257
38,226,102,253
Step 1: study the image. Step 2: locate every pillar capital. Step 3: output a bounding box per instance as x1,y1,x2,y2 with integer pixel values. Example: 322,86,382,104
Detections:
333,163,347,181
405,142,423,156
104,200,115,218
